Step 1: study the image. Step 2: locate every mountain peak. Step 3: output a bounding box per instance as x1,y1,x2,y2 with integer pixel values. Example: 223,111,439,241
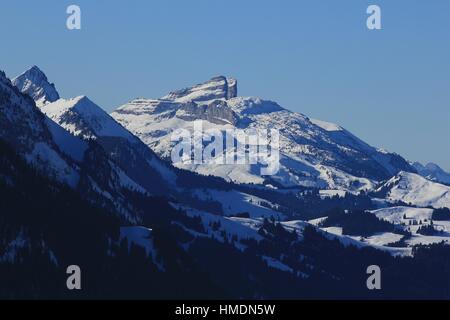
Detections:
12,66,60,106
29,65,44,74
0,70,9,84
161,75,237,104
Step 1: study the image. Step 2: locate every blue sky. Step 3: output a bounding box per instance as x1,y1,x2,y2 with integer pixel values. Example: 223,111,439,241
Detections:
0,0,449,170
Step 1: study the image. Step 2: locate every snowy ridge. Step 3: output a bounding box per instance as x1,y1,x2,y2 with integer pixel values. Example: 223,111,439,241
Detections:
377,172,450,209
41,96,137,142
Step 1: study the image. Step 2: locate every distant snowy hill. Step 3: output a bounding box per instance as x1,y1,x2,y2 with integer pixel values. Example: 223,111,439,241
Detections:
375,172,450,209
112,76,415,192
413,162,450,186
370,206,450,247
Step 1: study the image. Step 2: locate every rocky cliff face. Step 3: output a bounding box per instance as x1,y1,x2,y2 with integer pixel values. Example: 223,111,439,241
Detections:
176,100,238,125
162,76,237,104
226,78,237,100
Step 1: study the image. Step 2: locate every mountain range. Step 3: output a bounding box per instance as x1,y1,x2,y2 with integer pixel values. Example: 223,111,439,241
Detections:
1,65,450,299
112,76,418,192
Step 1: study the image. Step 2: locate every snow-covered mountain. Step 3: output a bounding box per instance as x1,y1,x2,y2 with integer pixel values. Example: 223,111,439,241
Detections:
0,70,80,186
12,67,181,197
11,66,450,243
41,95,178,195
5,66,450,299
12,66,60,107
41,96,138,141
413,162,450,186
375,171,450,209
1,69,156,223
112,76,415,192
11,67,291,218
